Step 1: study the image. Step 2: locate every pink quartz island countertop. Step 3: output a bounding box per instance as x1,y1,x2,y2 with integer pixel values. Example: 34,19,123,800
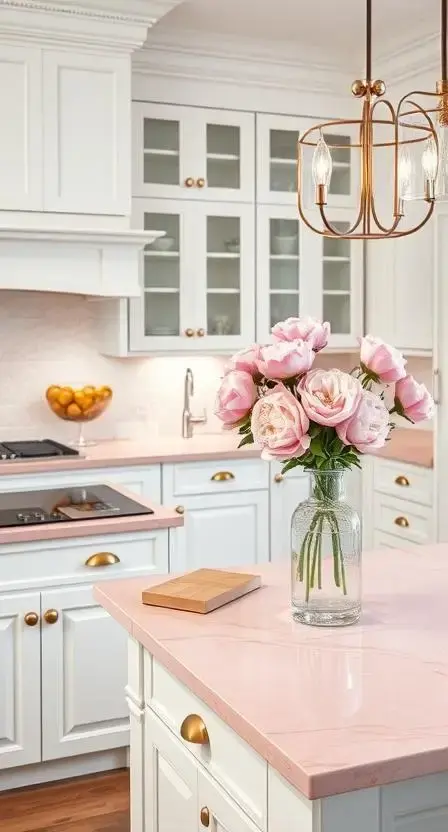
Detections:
0,485,183,545
95,547,448,800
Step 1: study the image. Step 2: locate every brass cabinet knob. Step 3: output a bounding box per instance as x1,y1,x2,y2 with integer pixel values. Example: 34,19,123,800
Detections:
85,552,120,568
185,328,195,338
200,807,210,827
196,178,206,188
274,473,283,483
395,475,410,487
394,516,410,528
180,713,209,744
211,471,235,482
44,609,59,625
24,612,39,627
185,177,195,188
196,328,206,337
175,505,185,515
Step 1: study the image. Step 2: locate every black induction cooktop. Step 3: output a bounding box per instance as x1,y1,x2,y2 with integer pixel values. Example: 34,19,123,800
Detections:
0,439,79,461
0,485,154,528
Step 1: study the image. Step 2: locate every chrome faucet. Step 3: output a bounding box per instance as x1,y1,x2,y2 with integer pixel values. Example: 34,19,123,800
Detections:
182,368,207,438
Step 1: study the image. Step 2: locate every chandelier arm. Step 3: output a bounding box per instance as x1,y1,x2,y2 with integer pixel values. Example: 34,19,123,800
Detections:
318,206,364,236
389,201,435,238
370,97,401,221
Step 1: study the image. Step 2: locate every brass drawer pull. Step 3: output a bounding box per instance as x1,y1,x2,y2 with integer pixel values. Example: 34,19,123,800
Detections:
196,328,206,337
211,471,235,482
196,178,206,188
394,516,410,528
395,475,410,487
85,552,120,568
24,612,39,627
175,505,185,515
184,328,195,338
200,807,210,827
274,473,283,483
185,177,195,188
44,609,59,624
180,714,209,745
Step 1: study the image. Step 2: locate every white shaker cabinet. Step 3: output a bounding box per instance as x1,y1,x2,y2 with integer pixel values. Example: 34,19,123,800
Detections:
270,465,308,562
0,45,43,211
40,584,129,761
198,768,262,832
0,591,41,770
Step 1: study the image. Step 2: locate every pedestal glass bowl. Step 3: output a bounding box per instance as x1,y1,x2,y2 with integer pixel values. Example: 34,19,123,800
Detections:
45,385,113,447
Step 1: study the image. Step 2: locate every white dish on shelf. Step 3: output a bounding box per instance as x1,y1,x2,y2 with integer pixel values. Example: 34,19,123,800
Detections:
150,326,178,336
151,236,175,252
224,239,240,254
272,235,298,255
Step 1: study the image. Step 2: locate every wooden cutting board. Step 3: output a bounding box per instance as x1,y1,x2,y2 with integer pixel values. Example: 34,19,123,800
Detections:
141,568,262,614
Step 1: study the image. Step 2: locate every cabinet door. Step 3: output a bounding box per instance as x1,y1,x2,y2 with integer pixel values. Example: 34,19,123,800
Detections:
129,199,195,351
198,768,261,832
144,708,198,832
257,113,358,208
133,102,254,203
270,465,309,562
0,45,42,211
0,591,41,769
43,51,130,215
41,584,129,760
169,491,269,573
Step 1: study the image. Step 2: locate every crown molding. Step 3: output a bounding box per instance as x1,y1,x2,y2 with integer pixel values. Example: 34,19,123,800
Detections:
134,27,353,96
375,32,439,86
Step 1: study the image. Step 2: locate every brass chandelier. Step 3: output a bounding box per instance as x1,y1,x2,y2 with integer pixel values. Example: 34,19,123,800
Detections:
297,0,438,240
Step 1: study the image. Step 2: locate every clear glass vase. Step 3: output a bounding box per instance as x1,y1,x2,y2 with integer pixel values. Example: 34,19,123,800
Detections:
291,470,361,627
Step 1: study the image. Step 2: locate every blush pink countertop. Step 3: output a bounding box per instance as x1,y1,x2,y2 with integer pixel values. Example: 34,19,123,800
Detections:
95,547,448,800
0,485,183,545
0,434,259,477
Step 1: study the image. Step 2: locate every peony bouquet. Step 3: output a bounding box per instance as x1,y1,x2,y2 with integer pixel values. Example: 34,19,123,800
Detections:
215,318,434,600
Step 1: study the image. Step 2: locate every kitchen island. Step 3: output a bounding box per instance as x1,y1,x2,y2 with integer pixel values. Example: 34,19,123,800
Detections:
95,546,448,832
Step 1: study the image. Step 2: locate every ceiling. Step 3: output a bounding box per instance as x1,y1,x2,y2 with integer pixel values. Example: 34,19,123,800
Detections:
153,0,440,65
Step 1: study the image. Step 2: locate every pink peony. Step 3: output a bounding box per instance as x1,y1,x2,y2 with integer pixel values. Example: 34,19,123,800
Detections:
272,316,330,352
215,370,257,426
251,384,310,461
360,335,406,383
227,344,261,376
337,389,390,453
298,368,362,427
395,375,435,423
256,340,314,380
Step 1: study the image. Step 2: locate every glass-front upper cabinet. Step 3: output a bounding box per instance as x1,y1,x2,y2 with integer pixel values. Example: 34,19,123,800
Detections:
256,206,362,348
257,113,358,208
130,199,255,353
133,102,255,203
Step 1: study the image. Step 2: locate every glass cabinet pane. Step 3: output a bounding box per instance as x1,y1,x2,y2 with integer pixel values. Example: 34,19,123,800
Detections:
269,217,300,327
143,212,181,337
207,216,241,335
270,129,297,194
143,118,180,186
207,124,241,190
322,221,351,334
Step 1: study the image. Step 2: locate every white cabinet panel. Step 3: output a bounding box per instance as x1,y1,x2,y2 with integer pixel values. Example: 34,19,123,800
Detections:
198,768,262,832
144,708,198,832
270,465,308,562
41,584,129,760
0,592,41,769
43,51,130,215
169,491,269,573
0,465,161,502
382,774,448,832
0,46,42,210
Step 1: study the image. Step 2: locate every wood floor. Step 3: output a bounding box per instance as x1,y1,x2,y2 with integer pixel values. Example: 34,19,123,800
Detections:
0,770,130,832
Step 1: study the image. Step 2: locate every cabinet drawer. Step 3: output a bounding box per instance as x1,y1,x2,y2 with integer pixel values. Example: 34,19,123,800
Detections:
148,658,267,830
0,465,161,502
163,458,269,498
373,530,421,550
0,530,168,590
373,493,433,545
373,458,432,506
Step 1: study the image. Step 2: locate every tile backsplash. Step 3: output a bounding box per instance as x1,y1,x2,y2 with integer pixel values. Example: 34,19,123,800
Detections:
0,291,433,442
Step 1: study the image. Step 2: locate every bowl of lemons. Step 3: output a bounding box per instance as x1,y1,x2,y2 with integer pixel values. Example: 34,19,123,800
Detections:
45,385,113,446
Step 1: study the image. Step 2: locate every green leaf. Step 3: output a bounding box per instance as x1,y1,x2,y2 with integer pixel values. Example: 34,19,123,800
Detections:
308,423,321,438
281,458,303,475
238,433,254,448
310,437,325,458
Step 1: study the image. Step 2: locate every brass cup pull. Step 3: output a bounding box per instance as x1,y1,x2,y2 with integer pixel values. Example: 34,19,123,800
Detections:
395,475,410,487
211,471,235,482
196,178,206,188
394,516,410,528
180,713,209,745
24,612,39,627
274,473,283,483
200,807,210,828
196,328,206,337
44,609,59,625
185,328,195,338
85,552,120,568
175,505,185,515
185,177,195,188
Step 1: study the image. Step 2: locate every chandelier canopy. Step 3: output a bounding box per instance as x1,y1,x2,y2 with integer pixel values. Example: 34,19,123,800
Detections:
297,0,438,240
